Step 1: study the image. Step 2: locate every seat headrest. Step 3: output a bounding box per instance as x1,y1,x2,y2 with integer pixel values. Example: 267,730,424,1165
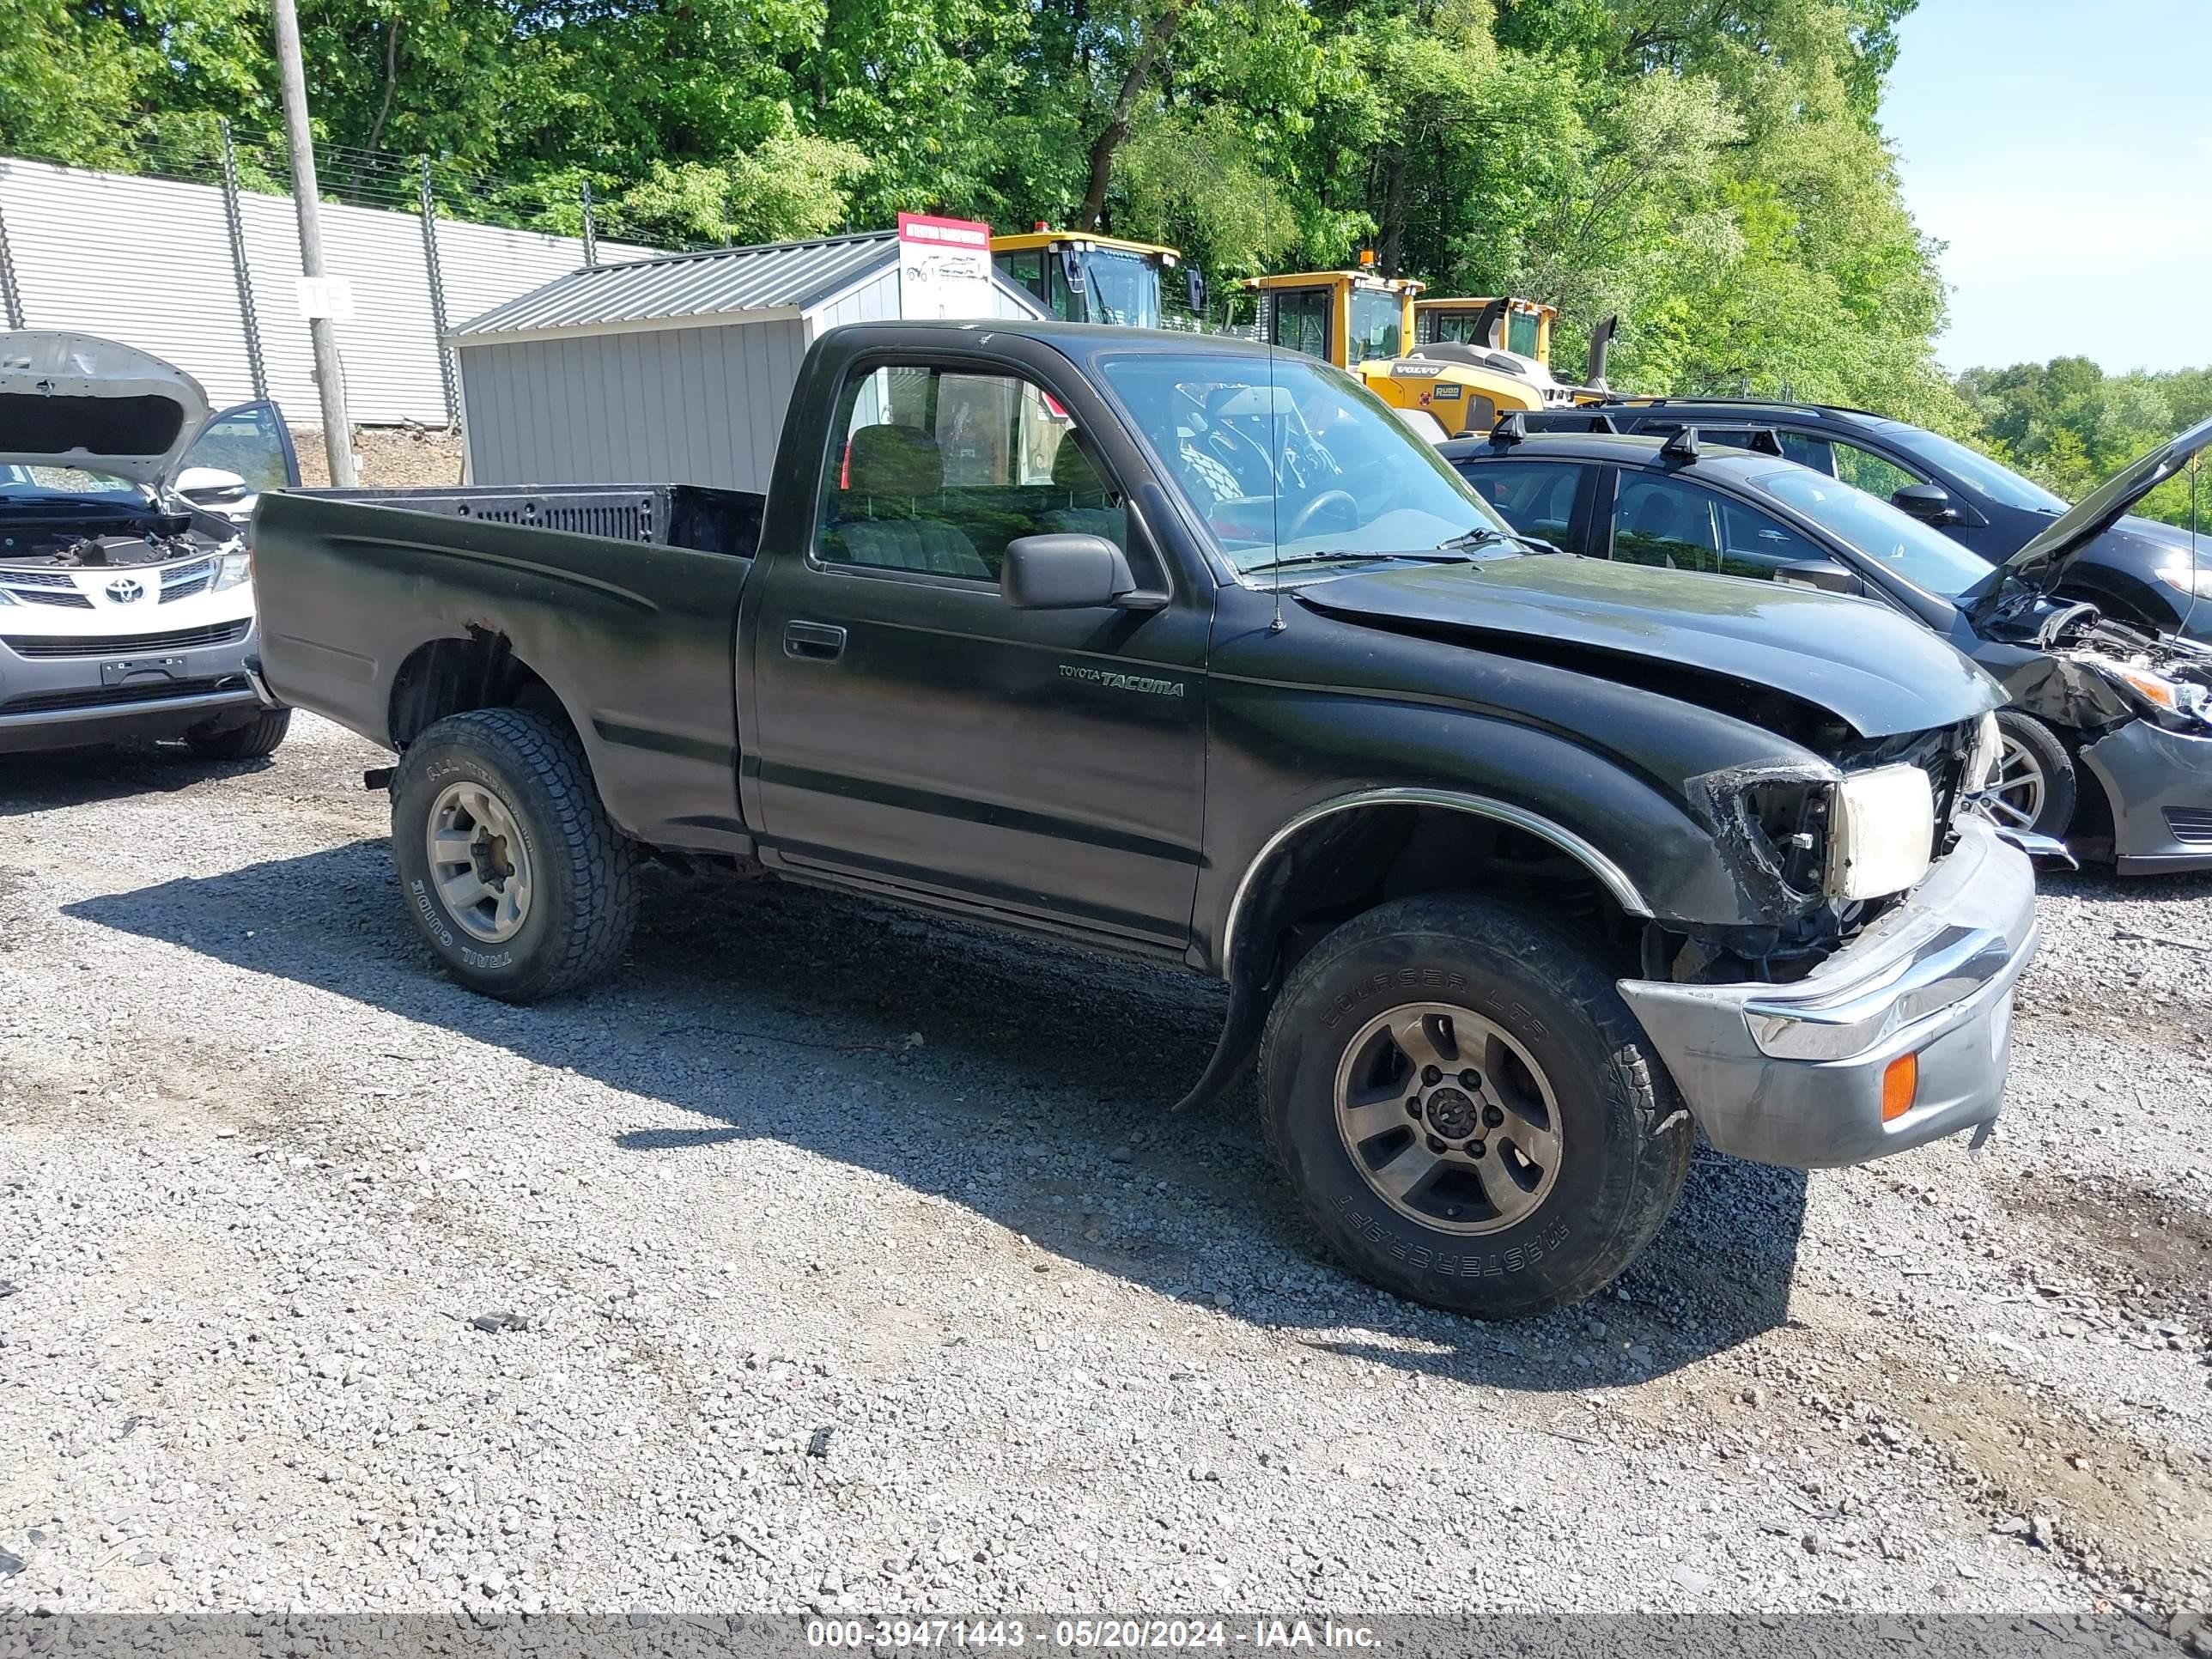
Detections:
1052,434,1105,493
845,424,943,495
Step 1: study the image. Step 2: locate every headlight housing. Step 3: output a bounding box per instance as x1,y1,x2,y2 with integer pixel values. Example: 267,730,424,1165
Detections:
2086,656,2212,732
2156,566,2212,599
1826,764,1935,902
210,542,252,592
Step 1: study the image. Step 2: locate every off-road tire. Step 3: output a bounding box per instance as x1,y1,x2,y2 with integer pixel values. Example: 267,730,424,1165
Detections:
1992,711,2078,841
183,707,291,760
390,707,638,1002
1259,894,1692,1318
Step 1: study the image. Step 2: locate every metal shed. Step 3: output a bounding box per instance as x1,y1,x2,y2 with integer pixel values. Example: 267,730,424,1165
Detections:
447,229,1047,492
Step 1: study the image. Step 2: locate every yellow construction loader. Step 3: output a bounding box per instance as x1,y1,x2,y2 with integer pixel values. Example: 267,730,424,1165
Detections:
1240,262,1615,438
990,228,1206,330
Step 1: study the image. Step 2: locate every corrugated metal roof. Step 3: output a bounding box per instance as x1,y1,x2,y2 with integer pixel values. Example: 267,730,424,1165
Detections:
449,231,897,343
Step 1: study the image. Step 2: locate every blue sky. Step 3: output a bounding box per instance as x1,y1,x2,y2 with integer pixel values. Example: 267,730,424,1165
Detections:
1882,0,2211,375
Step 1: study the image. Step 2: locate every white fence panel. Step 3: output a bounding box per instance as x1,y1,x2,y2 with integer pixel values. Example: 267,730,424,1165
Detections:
0,155,658,426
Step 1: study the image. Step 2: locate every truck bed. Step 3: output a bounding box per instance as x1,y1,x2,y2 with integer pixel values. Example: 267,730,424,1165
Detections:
252,483,761,854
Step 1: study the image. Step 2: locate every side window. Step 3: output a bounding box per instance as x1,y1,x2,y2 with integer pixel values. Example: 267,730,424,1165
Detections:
817,363,1127,583
1270,289,1331,361
1716,498,1823,580
1456,459,1589,554
1831,440,1927,501
1773,431,1834,473
1611,474,1721,572
995,250,1047,309
180,401,298,494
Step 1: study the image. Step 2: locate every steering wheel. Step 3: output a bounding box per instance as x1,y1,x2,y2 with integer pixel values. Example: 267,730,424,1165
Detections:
1282,489,1358,544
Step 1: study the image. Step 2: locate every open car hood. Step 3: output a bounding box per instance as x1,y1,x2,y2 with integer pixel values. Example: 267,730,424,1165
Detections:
1297,555,2001,739
0,331,210,486
2003,415,2212,593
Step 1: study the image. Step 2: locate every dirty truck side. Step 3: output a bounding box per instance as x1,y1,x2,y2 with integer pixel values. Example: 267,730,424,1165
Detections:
252,319,2037,1319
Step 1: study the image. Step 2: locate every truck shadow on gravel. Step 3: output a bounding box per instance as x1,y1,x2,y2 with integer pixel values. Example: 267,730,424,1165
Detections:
66,839,1809,1390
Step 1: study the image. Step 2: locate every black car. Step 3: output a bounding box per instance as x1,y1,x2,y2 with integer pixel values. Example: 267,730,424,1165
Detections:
1444,423,2212,872
1520,398,2212,645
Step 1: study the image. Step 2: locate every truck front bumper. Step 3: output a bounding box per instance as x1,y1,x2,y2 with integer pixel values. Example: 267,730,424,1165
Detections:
2077,716,2212,875
1616,817,2039,1169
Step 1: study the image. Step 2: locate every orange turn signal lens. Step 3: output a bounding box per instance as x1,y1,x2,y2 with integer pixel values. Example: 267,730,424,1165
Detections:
1881,1053,1919,1121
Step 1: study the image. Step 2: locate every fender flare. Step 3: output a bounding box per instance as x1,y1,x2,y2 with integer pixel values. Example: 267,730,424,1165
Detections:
1171,787,1654,1114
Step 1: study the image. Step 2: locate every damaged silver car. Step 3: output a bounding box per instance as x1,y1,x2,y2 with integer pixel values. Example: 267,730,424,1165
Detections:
0,331,297,757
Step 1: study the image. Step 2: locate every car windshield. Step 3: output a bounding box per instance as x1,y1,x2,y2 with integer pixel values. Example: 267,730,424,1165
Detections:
1097,349,1516,575
1867,420,2069,514
1753,467,2000,600
0,464,148,503
1079,249,1162,329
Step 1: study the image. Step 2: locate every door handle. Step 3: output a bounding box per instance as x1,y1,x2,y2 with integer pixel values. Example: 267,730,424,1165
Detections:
783,620,847,661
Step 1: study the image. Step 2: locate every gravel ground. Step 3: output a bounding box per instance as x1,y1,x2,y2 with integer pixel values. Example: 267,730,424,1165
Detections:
2,715,2209,1628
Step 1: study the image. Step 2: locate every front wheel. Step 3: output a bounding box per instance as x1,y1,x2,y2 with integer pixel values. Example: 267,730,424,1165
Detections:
183,707,291,760
389,707,638,1002
1259,894,1691,1318
1986,711,2078,841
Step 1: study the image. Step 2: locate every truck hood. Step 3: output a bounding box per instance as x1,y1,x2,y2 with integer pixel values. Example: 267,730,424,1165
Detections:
1295,555,2001,739
2004,415,2212,593
0,331,210,486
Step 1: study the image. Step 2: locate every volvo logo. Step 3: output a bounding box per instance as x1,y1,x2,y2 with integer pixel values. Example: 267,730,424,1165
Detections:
106,577,145,604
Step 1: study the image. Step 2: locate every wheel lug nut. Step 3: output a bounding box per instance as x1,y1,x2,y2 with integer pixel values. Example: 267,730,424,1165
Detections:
1406,1099,1422,1119
1425,1134,1446,1154
1421,1066,1442,1086
1468,1140,1486,1158
1482,1105,1504,1127
1458,1069,1479,1088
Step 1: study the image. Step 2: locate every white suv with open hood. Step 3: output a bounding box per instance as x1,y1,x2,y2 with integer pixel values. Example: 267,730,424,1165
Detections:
0,331,297,757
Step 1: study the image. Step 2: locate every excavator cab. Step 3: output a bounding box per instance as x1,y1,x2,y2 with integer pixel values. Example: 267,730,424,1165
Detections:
991,229,1198,330
1240,266,1424,367
1409,298,1617,407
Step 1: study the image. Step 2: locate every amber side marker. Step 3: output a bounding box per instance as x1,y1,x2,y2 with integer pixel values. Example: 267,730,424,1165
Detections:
1881,1053,1919,1121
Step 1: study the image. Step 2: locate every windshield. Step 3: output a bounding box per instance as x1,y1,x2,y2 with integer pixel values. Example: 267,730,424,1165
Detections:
0,465,149,503
1867,421,2068,514
1079,249,1162,329
1097,349,1514,575
1347,289,1404,362
1753,468,1998,600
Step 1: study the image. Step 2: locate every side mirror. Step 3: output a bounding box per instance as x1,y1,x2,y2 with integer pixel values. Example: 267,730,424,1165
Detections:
1002,533,1139,610
1892,483,1957,526
176,465,249,505
1776,558,1863,596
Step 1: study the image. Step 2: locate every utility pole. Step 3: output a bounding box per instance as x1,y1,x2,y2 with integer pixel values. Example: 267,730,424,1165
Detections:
271,0,356,485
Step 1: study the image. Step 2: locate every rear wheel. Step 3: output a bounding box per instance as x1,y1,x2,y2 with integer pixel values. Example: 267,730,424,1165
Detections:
1987,711,2077,841
389,707,638,1001
1259,894,1691,1318
183,707,291,760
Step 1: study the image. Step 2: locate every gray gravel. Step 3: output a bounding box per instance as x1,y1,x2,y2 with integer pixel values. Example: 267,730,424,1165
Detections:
2,714,2209,1625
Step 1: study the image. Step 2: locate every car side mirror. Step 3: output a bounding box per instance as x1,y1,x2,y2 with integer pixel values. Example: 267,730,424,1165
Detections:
175,465,250,505
1891,483,1957,526
1776,558,1863,596
1002,533,1141,610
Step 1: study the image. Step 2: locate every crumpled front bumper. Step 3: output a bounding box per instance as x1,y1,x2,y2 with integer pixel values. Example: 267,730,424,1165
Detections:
1617,817,2039,1169
2078,716,2212,875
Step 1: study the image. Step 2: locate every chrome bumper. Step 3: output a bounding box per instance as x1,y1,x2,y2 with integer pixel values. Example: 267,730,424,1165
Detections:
1617,817,2039,1169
